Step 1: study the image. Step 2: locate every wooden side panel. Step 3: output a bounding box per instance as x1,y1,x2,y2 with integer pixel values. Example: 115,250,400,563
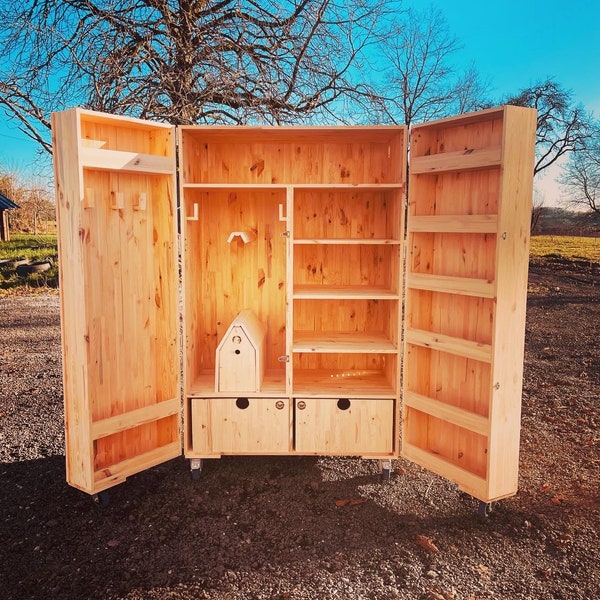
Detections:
295,398,394,455
52,110,94,492
402,105,536,502
487,106,537,498
52,108,180,494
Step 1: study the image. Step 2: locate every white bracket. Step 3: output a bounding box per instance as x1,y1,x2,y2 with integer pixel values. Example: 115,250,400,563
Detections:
227,230,256,244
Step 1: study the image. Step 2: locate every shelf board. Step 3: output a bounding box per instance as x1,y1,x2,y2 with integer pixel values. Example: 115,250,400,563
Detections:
293,331,398,353
406,273,495,298
293,285,399,300
401,442,488,500
293,369,396,397
405,327,492,363
293,238,402,245
403,391,489,436
407,214,498,233
410,146,502,174
80,146,174,175
188,370,286,397
182,183,404,190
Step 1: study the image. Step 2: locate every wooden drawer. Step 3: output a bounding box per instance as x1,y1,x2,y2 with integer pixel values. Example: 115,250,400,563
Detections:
294,398,394,455
190,397,291,455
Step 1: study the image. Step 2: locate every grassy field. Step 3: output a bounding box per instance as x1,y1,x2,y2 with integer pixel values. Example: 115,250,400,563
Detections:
1,233,598,296
530,235,600,263
0,233,59,294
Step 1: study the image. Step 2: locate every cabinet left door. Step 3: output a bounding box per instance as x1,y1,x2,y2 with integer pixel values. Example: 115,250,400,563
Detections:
52,108,181,495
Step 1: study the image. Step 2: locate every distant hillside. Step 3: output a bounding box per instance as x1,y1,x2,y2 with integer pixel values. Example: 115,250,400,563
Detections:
533,207,599,237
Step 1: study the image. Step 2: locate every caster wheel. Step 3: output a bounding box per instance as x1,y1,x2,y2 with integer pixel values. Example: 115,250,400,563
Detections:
93,491,110,508
478,500,493,518
190,458,203,481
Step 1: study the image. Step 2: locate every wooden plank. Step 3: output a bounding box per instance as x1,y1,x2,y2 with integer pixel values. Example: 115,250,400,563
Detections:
293,331,397,353
295,398,395,454
93,441,181,492
204,398,292,454
91,397,180,440
293,370,395,397
80,146,174,174
293,285,399,299
407,214,498,233
405,328,492,362
405,273,495,298
293,238,401,245
402,442,489,501
410,147,502,174
403,391,489,435
487,105,537,499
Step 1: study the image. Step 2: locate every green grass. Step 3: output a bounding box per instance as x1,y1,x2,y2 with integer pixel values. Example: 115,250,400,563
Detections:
0,233,59,294
530,235,600,264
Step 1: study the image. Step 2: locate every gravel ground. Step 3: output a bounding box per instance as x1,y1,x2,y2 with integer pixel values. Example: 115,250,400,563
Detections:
1,257,599,600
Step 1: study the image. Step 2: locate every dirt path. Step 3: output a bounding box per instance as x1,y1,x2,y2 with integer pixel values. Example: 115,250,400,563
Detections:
1,259,598,599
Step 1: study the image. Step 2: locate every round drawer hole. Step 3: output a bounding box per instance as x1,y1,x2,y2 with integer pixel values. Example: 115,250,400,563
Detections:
236,397,250,410
337,398,351,411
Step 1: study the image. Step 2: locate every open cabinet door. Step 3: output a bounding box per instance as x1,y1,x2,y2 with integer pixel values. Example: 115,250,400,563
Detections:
402,105,537,503
52,108,180,495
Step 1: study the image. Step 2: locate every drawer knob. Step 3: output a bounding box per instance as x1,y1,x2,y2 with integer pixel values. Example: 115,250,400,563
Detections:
297,401,306,410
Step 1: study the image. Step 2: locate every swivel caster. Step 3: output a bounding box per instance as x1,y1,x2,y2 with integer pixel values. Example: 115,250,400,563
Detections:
93,490,110,508
378,459,393,481
190,458,203,481
478,500,493,518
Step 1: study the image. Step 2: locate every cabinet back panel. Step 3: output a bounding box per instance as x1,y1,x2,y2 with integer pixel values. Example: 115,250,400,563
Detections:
183,189,287,376
80,116,173,156
411,114,503,158
406,290,494,345
294,245,399,291
405,408,488,478
181,131,405,185
405,345,491,417
410,170,500,216
294,299,394,337
78,170,178,423
410,232,496,280
294,189,402,239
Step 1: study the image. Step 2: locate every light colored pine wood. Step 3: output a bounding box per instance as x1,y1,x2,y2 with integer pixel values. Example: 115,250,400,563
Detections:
294,398,394,454
293,331,398,353
191,398,292,455
410,147,502,174
404,328,492,363
405,273,495,297
407,214,498,233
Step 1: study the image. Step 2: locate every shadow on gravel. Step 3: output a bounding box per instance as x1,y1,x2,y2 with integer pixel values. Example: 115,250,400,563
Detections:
1,452,519,600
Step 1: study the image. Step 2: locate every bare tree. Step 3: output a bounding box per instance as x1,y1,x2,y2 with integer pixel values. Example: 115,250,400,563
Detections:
504,80,593,176
530,189,545,234
0,0,397,154
559,124,600,215
369,6,491,127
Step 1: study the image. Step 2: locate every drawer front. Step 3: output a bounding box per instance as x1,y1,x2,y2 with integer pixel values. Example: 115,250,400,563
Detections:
294,398,394,454
191,397,291,454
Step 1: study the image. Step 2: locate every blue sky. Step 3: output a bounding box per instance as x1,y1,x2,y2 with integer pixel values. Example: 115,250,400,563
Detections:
0,0,598,202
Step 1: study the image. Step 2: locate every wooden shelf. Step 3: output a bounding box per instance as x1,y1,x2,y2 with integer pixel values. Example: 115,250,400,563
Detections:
293,238,402,245
403,391,489,435
188,370,286,397
404,328,492,362
293,285,399,300
293,369,396,397
410,147,502,174
407,214,498,233
402,442,488,499
405,273,495,298
80,146,174,175
293,331,397,353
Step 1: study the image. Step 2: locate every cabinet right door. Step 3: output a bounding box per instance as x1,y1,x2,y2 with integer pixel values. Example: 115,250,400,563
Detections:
402,105,537,503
